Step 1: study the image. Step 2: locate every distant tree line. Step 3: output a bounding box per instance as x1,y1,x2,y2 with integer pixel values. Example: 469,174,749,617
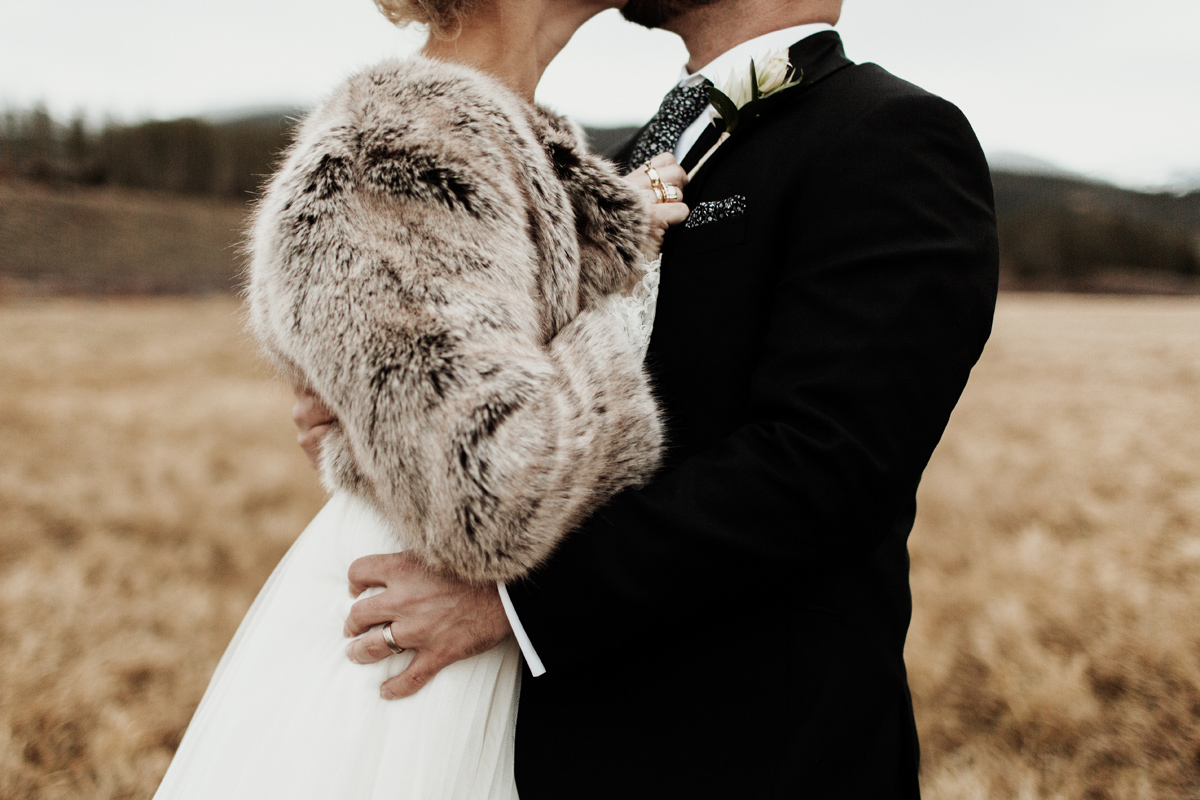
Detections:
991,172,1200,289
2,105,1198,291
1000,208,1199,285
0,105,293,199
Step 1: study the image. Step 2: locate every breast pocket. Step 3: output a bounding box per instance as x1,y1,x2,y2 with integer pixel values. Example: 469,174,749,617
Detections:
678,195,748,251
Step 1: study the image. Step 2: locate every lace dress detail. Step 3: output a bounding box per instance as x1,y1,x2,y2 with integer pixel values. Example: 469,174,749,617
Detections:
607,257,661,360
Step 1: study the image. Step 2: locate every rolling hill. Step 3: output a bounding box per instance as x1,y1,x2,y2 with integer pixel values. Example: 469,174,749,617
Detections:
1,108,1197,295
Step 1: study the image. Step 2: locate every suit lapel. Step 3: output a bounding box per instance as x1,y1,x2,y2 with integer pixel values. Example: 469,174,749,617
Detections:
680,123,722,173
684,31,852,189
740,31,853,130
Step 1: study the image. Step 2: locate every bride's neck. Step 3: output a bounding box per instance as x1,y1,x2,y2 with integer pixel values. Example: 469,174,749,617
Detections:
421,0,604,102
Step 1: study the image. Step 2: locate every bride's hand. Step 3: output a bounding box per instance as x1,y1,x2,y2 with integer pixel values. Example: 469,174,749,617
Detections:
292,382,336,469
625,153,690,260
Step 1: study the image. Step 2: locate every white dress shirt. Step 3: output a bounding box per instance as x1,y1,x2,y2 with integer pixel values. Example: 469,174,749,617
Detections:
498,582,545,675
500,22,835,677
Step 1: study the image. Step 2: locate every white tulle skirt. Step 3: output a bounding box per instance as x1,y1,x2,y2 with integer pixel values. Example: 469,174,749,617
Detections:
154,492,521,800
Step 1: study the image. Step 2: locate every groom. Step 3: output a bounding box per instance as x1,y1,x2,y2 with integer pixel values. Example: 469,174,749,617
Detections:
301,0,999,795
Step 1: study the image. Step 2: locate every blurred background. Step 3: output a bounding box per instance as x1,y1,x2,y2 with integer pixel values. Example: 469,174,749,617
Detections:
1,0,1198,798
2,0,1198,294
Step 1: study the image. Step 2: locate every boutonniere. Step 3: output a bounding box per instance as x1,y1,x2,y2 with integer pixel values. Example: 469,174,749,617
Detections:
687,49,804,179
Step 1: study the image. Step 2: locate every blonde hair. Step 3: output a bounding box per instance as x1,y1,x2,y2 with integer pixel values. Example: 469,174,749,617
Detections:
374,0,479,36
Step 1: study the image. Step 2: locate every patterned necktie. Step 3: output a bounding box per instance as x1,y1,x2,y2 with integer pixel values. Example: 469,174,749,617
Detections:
625,81,713,174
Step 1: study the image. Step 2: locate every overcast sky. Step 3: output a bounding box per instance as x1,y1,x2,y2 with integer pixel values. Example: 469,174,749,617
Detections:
2,0,1197,189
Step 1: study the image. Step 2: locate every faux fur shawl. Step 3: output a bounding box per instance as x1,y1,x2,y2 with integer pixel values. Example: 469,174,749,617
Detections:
246,56,663,583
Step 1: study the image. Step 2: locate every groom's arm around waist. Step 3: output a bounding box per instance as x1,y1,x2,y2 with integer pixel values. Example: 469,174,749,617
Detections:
507,86,1000,670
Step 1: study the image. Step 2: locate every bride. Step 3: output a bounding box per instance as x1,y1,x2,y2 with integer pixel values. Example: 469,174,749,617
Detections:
152,0,689,796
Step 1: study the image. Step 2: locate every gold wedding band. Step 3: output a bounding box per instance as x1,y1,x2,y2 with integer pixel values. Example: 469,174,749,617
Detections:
644,164,665,193
645,165,680,203
651,183,681,204
382,622,405,655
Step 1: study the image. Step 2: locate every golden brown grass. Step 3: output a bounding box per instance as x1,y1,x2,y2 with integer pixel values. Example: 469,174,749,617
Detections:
0,299,322,798
1,295,1198,799
909,296,1200,799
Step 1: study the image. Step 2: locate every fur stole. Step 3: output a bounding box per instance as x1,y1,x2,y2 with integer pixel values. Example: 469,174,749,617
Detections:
246,56,663,583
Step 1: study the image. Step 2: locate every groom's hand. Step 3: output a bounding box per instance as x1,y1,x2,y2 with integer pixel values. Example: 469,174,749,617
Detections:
343,553,513,699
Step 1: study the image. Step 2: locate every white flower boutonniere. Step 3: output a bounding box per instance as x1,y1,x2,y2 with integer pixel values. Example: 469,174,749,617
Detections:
687,49,804,179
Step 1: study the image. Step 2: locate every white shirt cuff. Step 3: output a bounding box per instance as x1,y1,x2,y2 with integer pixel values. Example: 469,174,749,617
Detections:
497,582,546,676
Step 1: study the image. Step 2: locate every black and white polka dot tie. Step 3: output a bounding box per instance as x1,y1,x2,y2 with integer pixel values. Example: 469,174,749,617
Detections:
625,81,713,174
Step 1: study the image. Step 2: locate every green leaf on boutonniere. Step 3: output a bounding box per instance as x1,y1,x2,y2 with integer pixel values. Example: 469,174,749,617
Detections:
708,86,741,134
709,49,807,138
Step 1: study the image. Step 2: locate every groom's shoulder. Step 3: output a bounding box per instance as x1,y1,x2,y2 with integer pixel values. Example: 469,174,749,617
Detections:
833,60,939,101
811,59,979,142
757,55,992,202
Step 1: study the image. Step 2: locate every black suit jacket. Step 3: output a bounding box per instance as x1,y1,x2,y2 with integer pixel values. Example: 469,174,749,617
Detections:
508,32,999,799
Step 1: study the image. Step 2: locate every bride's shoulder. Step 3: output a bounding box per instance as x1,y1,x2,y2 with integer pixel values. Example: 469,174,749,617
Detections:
258,55,551,225
307,55,535,148
253,55,552,246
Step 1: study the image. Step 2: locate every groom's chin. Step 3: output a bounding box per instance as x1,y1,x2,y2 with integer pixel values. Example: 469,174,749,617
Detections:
619,0,721,30
618,0,703,30
617,0,664,29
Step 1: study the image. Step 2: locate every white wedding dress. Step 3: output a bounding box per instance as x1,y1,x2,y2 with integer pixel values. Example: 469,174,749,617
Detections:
153,260,660,800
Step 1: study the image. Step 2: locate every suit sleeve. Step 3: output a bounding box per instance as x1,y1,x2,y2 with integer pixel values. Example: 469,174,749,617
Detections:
505,92,1000,668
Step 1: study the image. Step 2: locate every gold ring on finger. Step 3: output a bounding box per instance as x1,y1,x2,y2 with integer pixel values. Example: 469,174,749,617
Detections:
652,184,667,204
382,622,406,655
644,165,665,193
661,183,681,202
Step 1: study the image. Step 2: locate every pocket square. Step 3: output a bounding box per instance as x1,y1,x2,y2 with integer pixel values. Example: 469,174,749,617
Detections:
685,195,747,229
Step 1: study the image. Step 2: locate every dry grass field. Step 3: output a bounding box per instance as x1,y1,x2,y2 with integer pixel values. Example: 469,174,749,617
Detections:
1,294,1198,799
0,183,246,296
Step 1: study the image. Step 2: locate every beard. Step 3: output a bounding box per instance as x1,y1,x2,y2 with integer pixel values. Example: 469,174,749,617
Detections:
620,0,719,29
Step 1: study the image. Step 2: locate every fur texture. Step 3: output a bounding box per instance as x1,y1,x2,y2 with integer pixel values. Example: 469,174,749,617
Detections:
246,56,663,583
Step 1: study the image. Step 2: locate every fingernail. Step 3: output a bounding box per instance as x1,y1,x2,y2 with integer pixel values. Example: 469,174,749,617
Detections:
381,689,395,700
345,645,360,663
